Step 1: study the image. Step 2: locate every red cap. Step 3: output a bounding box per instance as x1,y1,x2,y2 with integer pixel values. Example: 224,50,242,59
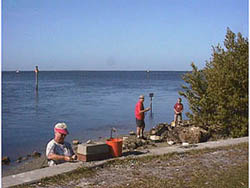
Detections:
54,122,69,135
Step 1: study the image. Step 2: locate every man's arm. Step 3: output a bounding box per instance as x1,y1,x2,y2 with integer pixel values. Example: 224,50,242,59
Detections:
139,107,150,113
47,153,72,161
46,141,76,162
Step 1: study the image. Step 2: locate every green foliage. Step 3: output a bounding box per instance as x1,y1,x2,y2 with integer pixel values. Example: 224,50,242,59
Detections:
180,28,248,137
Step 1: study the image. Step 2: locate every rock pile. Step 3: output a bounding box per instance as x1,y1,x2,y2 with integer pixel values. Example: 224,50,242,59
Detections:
150,120,210,144
2,151,42,165
122,134,158,151
122,120,211,151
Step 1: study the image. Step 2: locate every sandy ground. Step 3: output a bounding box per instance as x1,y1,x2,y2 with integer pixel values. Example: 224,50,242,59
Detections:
2,155,48,177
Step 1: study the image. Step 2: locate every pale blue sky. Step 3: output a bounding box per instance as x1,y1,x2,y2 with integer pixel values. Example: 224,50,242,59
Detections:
2,0,249,71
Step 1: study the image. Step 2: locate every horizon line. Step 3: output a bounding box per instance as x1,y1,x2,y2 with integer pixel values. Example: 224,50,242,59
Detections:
2,69,190,72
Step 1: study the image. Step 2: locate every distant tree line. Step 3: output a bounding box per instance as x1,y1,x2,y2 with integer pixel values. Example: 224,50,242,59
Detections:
180,28,248,138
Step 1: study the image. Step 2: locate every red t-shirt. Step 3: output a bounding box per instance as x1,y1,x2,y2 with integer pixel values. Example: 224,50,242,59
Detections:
135,100,144,120
174,103,183,113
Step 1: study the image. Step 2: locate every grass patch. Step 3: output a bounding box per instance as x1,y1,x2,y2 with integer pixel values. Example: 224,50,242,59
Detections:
115,159,248,188
105,142,248,167
113,142,248,188
11,142,248,188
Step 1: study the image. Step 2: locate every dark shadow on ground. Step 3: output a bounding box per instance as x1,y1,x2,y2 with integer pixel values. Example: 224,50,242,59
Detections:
122,150,149,157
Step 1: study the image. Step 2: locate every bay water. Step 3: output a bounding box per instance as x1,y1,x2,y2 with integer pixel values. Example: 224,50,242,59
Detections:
2,71,189,162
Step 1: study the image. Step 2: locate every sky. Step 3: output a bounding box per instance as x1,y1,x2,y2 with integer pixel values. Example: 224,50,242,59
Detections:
2,0,249,71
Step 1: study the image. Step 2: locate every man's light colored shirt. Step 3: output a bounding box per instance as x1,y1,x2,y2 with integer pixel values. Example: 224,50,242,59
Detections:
46,139,74,166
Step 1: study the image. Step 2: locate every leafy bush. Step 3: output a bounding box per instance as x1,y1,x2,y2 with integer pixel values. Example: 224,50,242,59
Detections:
179,28,248,137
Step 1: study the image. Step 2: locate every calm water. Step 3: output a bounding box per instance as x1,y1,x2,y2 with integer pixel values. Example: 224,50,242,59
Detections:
2,71,188,161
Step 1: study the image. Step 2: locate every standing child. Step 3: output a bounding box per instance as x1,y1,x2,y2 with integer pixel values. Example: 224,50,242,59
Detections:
174,98,184,126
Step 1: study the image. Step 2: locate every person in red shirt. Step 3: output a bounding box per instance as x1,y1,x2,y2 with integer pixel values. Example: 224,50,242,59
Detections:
135,95,151,139
174,98,184,126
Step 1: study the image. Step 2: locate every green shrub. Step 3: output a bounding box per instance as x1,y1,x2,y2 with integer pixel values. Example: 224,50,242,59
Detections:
180,28,248,137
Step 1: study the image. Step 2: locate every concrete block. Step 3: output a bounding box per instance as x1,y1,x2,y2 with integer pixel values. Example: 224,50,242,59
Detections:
77,153,111,162
77,142,109,155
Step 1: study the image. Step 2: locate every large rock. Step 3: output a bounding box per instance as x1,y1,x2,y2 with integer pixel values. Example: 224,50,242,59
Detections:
72,139,80,145
16,156,28,163
179,126,210,143
150,123,169,136
129,131,136,135
149,135,162,142
2,156,10,165
31,151,41,158
162,127,183,143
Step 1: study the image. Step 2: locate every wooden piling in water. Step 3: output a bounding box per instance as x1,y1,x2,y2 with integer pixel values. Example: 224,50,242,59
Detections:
149,93,154,115
35,66,39,91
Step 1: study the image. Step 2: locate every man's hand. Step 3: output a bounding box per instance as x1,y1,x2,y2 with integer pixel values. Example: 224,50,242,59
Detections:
64,156,72,161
